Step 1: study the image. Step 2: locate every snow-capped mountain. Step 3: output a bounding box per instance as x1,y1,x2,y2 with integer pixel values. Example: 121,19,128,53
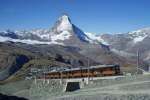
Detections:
84,27,150,50
128,28,150,43
93,27,150,64
1,15,150,59
0,15,104,46
1,14,150,63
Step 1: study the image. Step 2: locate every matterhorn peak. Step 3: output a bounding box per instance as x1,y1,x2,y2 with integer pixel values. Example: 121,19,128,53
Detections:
56,14,73,32
58,14,71,22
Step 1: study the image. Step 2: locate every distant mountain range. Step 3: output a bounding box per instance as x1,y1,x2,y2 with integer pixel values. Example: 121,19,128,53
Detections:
0,15,101,46
1,15,150,53
0,15,149,81
95,28,150,64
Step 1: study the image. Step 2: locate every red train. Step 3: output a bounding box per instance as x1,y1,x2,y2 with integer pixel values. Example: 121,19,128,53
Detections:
40,65,120,79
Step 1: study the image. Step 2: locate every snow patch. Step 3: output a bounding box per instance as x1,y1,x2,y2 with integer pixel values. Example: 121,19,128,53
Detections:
85,32,109,45
51,31,71,41
0,36,63,45
0,36,10,42
133,35,147,43
129,30,142,35
39,34,50,40
30,29,51,40
57,15,73,32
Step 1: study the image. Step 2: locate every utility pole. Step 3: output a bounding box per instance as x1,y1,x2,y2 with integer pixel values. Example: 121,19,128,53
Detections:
136,50,140,75
87,57,90,84
60,67,63,84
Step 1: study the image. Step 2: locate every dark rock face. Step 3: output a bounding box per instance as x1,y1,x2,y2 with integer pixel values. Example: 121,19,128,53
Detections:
0,55,29,81
72,24,89,42
9,55,30,75
0,93,28,100
0,30,19,39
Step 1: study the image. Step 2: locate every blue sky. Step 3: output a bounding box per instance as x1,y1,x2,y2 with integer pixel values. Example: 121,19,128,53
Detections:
0,0,150,34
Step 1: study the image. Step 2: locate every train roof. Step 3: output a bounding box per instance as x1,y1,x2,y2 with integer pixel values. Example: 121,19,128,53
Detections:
47,64,119,73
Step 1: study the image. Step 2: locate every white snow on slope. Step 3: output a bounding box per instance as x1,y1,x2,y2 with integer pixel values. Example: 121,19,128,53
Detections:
0,36,10,42
0,36,63,45
16,29,51,40
57,15,73,32
85,32,109,45
128,28,150,43
30,29,50,40
15,29,71,42
129,27,150,36
133,35,147,43
39,34,50,40
51,31,71,41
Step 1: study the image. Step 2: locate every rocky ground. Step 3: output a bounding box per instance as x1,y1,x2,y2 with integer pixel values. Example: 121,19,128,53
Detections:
0,75,150,100
52,75,150,100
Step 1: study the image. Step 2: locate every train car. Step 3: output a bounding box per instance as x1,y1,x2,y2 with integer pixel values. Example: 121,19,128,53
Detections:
43,64,120,79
